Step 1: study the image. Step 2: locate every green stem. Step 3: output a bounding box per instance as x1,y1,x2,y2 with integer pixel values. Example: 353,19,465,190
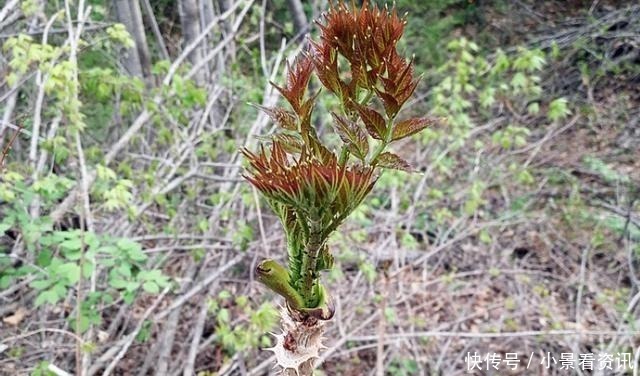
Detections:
365,117,394,211
369,139,387,165
338,147,349,165
369,118,395,164
299,218,323,307
360,90,374,107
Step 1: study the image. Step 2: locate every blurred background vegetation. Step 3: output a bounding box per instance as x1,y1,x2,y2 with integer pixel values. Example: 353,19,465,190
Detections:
0,0,638,375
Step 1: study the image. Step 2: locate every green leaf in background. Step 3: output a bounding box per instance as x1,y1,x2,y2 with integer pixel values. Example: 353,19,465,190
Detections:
142,281,159,294
35,289,60,306
547,97,571,122
58,263,81,285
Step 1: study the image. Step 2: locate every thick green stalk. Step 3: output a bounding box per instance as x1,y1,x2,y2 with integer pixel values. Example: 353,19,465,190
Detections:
299,218,323,307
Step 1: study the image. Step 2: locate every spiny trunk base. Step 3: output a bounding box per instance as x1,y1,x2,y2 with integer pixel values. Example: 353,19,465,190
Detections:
265,307,327,376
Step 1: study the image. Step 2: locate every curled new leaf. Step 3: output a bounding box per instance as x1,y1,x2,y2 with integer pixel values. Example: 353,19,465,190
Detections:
392,117,439,141
376,152,412,172
331,113,369,160
316,244,334,271
256,259,305,310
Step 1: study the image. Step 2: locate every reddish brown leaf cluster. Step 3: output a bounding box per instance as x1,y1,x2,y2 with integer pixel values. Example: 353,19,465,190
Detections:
243,0,440,328
242,142,375,219
243,0,439,223
308,0,437,151
312,1,410,109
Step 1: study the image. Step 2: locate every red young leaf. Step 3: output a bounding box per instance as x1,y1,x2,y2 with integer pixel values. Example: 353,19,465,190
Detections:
391,117,438,141
374,88,400,118
332,113,369,160
298,92,319,129
271,54,314,114
395,59,415,90
356,105,387,140
380,75,397,95
310,41,344,97
376,152,412,172
396,77,420,106
252,104,297,131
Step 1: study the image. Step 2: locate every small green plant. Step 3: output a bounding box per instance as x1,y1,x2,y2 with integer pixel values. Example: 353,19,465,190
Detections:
388,357,419,376
209,293,279,353
0,181,171,332
242,1,438,374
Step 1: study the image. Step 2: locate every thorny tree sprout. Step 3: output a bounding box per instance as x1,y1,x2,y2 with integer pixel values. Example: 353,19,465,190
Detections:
242,1,441,373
